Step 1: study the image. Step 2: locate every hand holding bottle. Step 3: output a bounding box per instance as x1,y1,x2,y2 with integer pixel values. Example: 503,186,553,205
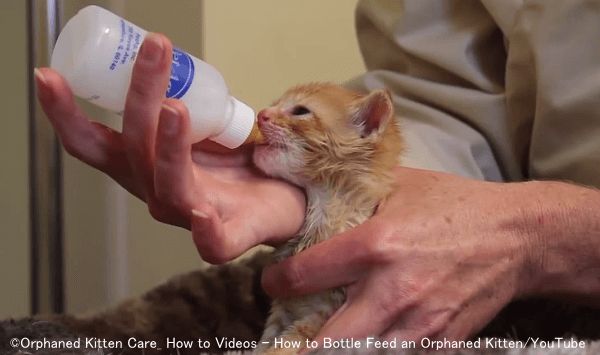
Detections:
35,34,306,263
51,5,259,148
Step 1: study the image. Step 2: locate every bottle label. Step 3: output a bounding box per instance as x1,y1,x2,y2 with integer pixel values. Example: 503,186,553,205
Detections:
108,19,194,101
109,19,143,72
167,48,195,99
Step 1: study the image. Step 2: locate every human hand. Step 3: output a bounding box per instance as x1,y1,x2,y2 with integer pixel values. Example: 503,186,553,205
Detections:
35,33,305,263
262,167,546,341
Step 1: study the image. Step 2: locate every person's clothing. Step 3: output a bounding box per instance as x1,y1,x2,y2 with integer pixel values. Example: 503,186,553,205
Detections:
349,0,600,187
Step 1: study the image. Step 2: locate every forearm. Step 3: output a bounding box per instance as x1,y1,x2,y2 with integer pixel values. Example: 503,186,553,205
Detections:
520,181,600,306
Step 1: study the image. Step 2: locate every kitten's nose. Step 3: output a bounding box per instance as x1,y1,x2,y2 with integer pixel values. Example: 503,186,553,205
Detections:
257,109,271,124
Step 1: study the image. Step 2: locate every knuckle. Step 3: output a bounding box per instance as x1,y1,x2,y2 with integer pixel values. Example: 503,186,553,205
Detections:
203,253,230,265
280,259,306,294
375,290,404,321
200,245,233,265
162,99,189,116
60,136,84,160
373,278,423,323
127,77,153,101
154,187,187,213
147,200,168,223
149,194,192,227
155,147,179,168
422,309,455,338
363,223,396,265
193,228,235,265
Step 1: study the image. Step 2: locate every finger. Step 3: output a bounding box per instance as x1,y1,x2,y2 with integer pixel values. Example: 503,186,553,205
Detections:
35,67,123,170
35,67,140,197
122,33,173,199
381,305,453,343
431,295,508,341
153,99,205,226
261,220,383,298
381,288,505,342
387,278,513,342
313,288,397,344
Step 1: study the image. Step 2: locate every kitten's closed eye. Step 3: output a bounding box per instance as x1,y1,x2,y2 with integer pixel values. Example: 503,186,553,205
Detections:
291,105,311,116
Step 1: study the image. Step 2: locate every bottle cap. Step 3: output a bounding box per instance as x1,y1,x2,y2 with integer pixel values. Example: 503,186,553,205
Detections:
212,98,255,149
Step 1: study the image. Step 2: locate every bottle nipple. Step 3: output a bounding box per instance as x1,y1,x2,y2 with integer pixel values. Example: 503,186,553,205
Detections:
243,124,265,145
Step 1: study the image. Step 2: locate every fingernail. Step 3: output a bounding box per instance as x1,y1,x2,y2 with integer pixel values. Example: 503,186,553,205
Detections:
161,104,180,135
192,209,209,219
140,33,164,66
33,68,47,87
34,68,53,101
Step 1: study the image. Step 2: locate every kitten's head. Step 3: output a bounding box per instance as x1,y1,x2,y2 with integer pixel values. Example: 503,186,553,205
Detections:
252,83,403,189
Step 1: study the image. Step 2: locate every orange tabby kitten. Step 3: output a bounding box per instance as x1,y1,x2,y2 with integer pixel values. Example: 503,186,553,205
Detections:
252,83,404,354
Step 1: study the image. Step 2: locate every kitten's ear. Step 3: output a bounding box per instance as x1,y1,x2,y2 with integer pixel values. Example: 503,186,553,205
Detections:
352,89,394,138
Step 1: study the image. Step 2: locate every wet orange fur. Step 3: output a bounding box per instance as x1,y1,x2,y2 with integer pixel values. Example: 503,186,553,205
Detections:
252,83,404,353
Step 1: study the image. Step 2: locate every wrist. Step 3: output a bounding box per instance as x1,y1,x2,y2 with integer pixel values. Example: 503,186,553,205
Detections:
513,181,600,305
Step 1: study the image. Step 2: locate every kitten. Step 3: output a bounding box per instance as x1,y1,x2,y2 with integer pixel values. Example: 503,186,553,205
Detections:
252,83,404,354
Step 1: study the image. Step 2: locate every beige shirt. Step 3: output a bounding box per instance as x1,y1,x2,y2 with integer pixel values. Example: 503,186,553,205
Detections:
349,0,600,186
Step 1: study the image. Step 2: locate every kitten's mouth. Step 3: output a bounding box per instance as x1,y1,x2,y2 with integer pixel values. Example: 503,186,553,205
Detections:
254,125,287,150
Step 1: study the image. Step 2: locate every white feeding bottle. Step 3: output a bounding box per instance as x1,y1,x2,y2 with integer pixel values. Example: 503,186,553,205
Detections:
51,5,261,148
